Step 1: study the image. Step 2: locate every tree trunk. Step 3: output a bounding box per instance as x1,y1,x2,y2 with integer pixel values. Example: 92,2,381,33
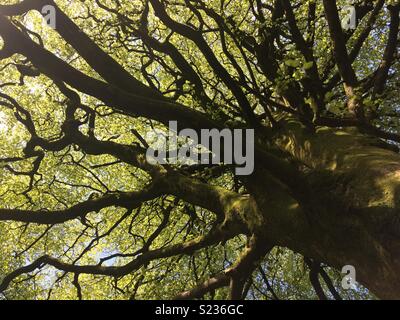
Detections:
247,119,400,299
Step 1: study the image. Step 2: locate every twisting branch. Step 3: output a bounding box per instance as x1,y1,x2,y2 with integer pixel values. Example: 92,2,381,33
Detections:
148,0,257,126
174,273,230,300
372,4,400,96
0,13,222,132
0,224,236,293
322,0,363,120
226,235,273,300
0,184,161,225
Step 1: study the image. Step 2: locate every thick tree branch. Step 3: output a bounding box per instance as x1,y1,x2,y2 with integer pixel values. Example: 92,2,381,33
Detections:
323,0,363,119
226,235,273,300
0,13,221,132
373,4,400,96
174,273,230,300
148,0,257,126
0,226,233,293
0,0,161,98
0,185,161,225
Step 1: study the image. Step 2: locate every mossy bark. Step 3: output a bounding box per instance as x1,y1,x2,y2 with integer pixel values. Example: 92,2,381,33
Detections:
249,119,400,299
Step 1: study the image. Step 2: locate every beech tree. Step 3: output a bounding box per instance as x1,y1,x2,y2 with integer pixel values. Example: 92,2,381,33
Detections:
0,0,399,300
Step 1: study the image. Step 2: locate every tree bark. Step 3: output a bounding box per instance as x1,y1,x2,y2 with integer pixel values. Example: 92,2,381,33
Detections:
247,119,400,299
